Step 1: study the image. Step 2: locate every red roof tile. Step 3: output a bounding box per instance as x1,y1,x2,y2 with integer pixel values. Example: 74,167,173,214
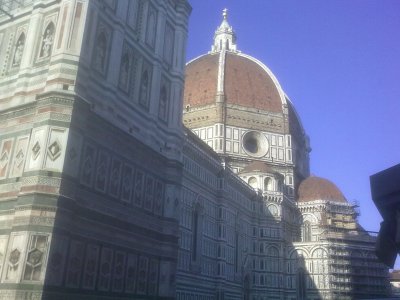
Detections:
184,52,283,113
298,176,347,203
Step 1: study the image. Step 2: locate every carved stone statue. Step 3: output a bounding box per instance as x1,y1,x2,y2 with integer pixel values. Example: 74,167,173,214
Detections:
12,36,25,66
40,26,54,58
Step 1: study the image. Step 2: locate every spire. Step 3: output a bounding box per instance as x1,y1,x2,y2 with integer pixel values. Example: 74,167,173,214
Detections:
211,8,238,53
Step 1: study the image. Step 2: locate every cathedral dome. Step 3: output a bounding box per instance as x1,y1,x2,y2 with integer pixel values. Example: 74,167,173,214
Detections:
184,52,285,113
183,8,286,114
182,9,311,181
298,176,347,203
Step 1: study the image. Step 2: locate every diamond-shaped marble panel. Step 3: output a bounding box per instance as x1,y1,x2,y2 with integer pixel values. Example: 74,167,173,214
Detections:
27,248,43,266
9,248,21,266
15,149,25,168
47,140,62,161
32,141,41,160
0,151,9,169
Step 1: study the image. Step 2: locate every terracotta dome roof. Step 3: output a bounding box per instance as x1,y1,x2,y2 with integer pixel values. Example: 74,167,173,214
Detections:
184,54,219,107
298,176,347,203
184,52,284,113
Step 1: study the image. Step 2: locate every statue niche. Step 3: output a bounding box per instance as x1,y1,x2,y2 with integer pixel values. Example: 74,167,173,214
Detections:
12,33,25,66
39,23,55,58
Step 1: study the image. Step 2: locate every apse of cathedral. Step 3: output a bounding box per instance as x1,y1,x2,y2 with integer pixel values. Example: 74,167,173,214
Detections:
0,1,390,300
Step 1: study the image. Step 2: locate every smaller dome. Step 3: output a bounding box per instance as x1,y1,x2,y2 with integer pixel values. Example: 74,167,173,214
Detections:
298,176,347,203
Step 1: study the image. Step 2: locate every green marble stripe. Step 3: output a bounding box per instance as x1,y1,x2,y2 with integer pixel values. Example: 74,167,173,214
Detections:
0,58,79,88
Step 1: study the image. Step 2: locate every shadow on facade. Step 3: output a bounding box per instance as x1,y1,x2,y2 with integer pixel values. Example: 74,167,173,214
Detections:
175,138,322,300
40,95,181,299
37,99,321,300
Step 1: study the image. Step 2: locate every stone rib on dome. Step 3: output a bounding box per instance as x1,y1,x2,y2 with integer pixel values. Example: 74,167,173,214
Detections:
184,52,284,112
298,176,347,203
224,53,283,112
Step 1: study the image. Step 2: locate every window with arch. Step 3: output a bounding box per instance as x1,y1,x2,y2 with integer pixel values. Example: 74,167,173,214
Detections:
244,275,251,300
139,62,152,109
191,204,202,262
192,209,199,261
248,177,257,189
145,5,157,48
268,204,278,217
158,83,169,122
93,30,108,73
163,23,174,65
118,49,132,92
234,232,239,272
311,248,328,288
266,246,280,287
264,177,274,191
288,251,298,289
302,221,312,242
12,32,25,67
297,268,307,300
39,22,55,58
277,178,283,192
267,247,279,272
259,242,264,254
127,0,140,32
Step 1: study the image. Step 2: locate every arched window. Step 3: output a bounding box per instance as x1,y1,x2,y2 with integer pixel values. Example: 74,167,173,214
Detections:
303,221,312,242
158,85,168,121
266,246,280,287
139,70,150,108
39,22,55,58
277,178,283,192
297,268,307,300
13,33,25,66
234,232,239,272
192,209,199,261
264,177,274,191
191,204,202,262
119,52,131,91
94,32,107,72
145,8,157,47
312,248,328,288
163,24,174,65
268,204,278,216
244,275,251,300
267,247,279,272
248,177,257,189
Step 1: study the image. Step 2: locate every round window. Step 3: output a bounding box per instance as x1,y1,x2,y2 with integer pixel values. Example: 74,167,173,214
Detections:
242,131,269,157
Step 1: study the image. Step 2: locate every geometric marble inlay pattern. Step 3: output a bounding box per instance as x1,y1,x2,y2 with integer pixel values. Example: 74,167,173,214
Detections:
32,141,41,160
47,139,62,161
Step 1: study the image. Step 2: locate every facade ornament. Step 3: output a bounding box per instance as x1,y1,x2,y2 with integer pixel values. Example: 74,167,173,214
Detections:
119,53,130,91
211,8,238,53
94,32,107,72
12,34,25,66
40,25,54,58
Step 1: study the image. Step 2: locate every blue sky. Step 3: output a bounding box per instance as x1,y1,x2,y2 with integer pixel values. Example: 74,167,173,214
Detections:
186,1,400,234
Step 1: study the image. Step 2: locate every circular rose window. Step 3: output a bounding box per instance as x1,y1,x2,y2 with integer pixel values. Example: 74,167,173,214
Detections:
242,131,269,158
